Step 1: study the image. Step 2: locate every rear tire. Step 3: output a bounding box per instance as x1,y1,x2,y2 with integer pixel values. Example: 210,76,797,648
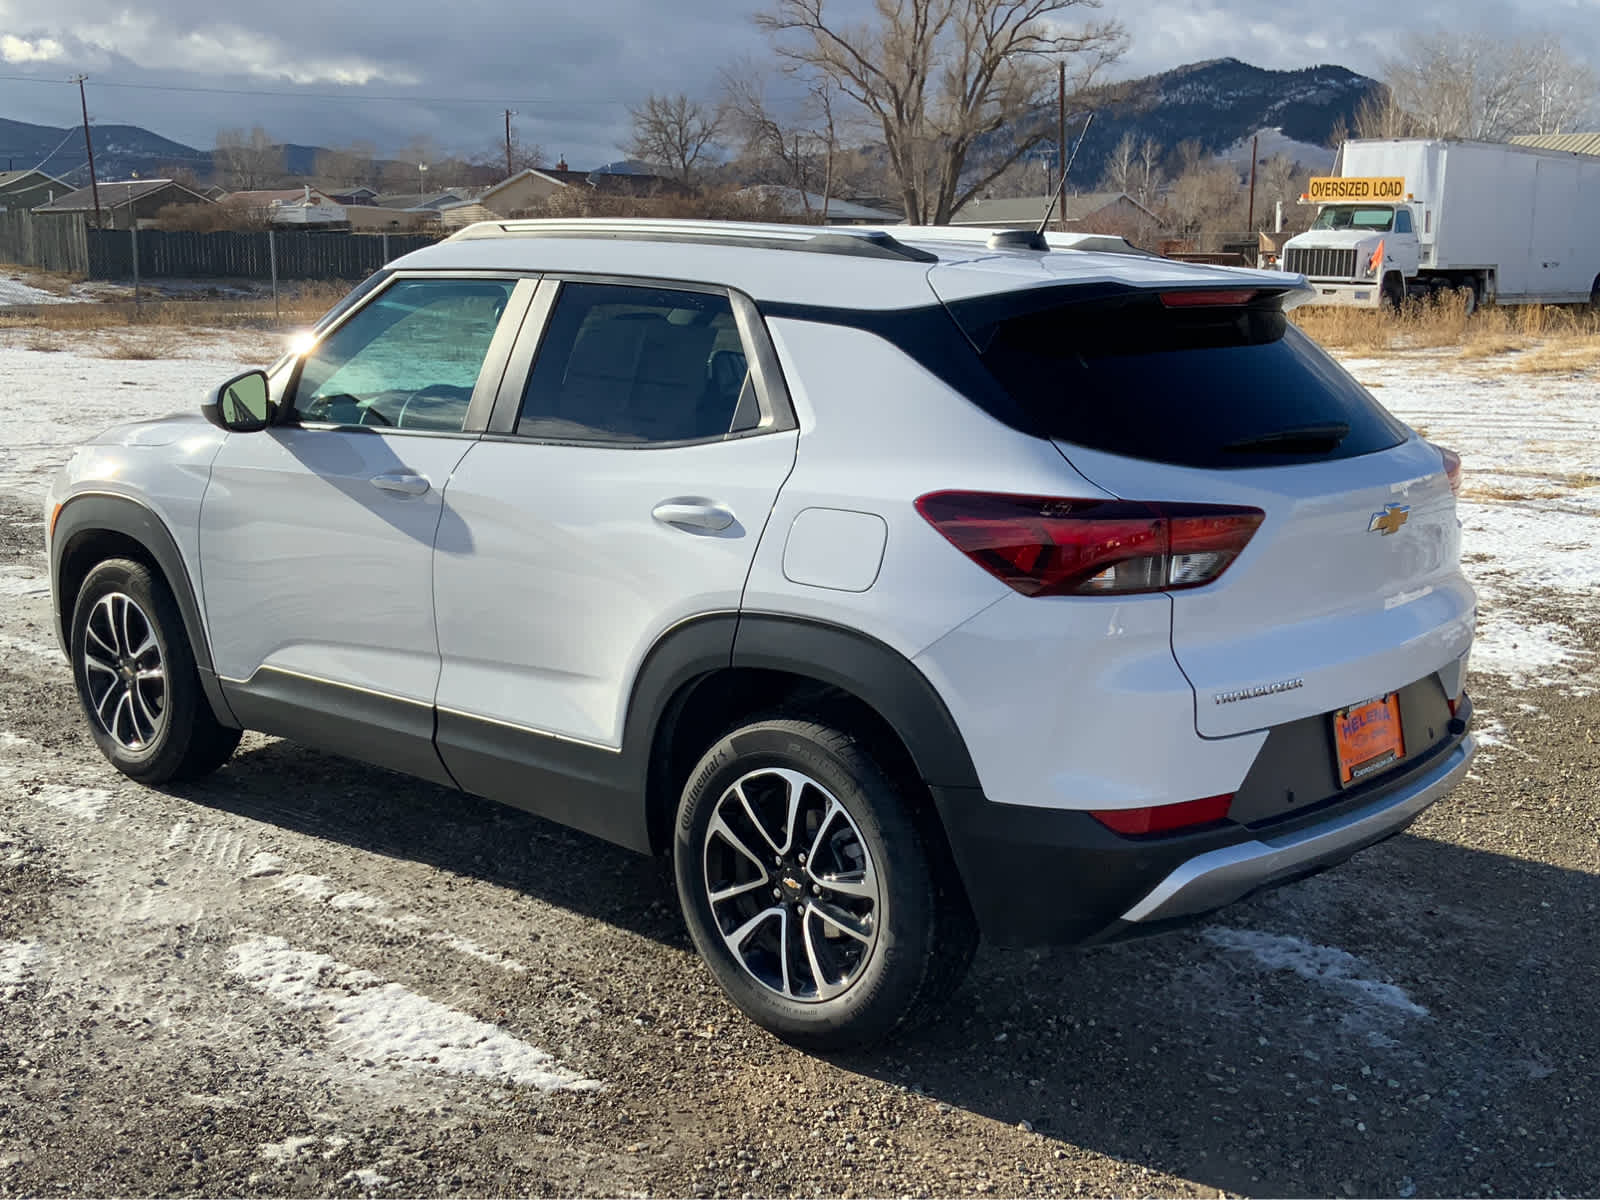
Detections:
69,558,241,785
1379,274,1405,312
674,716,976,1051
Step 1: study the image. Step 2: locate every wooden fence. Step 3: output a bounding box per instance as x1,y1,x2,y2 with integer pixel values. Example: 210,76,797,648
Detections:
85,228,443,281
0,210,90,275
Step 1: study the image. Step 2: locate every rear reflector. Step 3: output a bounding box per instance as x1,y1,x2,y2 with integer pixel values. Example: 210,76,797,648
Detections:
1160,289,1260,308
1092,794,1234,835
915,492,1264,597
1435,444,1462,496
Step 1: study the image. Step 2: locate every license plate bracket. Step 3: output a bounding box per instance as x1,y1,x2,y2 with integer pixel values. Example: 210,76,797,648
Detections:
1333,694,1405,786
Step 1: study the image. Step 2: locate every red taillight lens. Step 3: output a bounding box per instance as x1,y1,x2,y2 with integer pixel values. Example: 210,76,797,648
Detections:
915,492,1264,597
1091,794,1234,835
1436,444,1462,497
1160,289,1260,308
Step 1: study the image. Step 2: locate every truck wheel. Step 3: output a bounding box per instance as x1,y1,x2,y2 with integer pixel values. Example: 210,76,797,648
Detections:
674,716,977,1050
1380,275,1405,312
1457,283,1479,317
70,558,242,784
1589,276,1599,312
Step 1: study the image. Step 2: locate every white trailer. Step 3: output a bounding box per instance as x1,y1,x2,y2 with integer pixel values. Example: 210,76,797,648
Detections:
1281,139,1600,309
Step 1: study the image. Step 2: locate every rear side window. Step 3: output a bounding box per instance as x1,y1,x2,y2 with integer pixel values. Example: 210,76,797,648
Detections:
973,297,1408,469
517,282,754,444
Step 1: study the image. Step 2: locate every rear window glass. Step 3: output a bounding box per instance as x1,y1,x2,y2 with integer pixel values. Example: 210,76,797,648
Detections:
973,297,1408,469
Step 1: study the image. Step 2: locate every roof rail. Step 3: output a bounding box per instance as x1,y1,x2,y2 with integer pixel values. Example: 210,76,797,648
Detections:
448,218,938,264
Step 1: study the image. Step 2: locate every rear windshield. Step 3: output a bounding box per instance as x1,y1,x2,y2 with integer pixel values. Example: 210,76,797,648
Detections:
969,294,1409,469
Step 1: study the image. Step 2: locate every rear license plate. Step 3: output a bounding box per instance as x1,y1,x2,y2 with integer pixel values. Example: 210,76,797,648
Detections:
1334,694,1405,786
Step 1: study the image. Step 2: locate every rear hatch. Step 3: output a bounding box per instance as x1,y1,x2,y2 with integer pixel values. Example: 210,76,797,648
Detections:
928,269,1475,739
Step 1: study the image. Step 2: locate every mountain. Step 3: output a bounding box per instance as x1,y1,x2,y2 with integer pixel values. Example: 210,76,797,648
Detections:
1033,58,1381,182
0,117,210,184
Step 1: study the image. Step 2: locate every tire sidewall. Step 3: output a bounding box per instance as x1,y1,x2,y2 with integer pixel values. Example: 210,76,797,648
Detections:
674,721,934,1046
70,560,198,782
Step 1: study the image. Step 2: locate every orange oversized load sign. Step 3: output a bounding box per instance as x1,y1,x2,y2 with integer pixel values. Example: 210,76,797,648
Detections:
1308,176,1407,202
1333,694,1405,786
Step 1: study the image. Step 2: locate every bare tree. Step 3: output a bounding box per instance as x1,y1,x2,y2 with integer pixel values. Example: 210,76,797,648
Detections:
213,126,283,191
1379,31,1598,141
1099,131,1139,194
756,0,1125,225
314,141,381,191
723,65,844,213
1527,34,1598,134
628,93,726,186
1164,160,1241,240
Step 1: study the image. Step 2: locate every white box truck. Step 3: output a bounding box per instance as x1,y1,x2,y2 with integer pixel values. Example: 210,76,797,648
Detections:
1280,139,1600,310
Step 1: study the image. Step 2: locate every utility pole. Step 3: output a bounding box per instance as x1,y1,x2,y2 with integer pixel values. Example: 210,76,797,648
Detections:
504,109,517,177
1057,62,1067,232
1246,132,1259,231
72,74,102,229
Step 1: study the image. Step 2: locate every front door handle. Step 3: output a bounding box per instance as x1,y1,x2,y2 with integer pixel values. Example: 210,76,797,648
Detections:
652,500,735,533
371,473,431,497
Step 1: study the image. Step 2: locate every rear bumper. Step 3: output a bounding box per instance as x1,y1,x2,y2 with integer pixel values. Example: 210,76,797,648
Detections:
930,700,1474,947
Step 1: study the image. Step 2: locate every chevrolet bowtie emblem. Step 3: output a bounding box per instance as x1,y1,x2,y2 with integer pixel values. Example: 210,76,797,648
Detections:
1368,504,1411,536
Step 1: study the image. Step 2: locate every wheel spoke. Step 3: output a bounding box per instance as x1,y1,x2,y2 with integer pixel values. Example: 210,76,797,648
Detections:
117,595,139,659
131,678,163,740
810,899,873,944
810,872,876,900
769,768,810,854
707,810,769,875
110,690,136,746
94,677,124,726
86,605,118,659
82,650,119,677
732,782,786,856
777,906,793,997
722,905,781,961
707,876,770,904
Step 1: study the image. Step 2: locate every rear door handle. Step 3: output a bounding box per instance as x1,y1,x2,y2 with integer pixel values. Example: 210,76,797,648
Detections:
371,473,431,497
652,500,735,532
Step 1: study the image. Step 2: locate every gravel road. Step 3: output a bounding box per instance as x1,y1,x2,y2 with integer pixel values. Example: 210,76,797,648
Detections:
1,485,1596,1198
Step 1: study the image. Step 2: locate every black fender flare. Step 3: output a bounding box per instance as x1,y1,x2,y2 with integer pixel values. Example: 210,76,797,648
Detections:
51,493,240,728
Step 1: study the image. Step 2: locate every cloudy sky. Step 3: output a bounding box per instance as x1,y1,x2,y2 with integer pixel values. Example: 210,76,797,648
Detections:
1,0,1596,166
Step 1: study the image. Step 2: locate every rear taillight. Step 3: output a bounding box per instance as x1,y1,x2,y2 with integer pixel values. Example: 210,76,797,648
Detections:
1436,444,1462,497
915,492,1264,597
1091,794,1234,835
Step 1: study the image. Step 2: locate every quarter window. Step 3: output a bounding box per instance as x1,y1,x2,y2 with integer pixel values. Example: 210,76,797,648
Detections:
292,278,516,431
516,283,754,444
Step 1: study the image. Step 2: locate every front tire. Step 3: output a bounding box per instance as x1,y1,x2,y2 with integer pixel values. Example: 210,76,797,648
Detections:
674,716,976,1051
70,559,241,784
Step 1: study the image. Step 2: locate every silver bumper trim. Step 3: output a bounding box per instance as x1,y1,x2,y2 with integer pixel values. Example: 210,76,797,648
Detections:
1120,736,1476,924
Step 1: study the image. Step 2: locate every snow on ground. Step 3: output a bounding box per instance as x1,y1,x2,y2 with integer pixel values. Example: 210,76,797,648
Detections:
227,935,600,1091
0,272,92,307
1346,348,1600,696
1202,926,1428,1018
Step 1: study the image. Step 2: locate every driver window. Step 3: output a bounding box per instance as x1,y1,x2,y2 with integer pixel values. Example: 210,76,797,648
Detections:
1394,209,1413,234
291,278,516,431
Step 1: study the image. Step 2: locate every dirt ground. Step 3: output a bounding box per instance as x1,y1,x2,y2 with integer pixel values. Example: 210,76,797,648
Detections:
1,479,1597,1199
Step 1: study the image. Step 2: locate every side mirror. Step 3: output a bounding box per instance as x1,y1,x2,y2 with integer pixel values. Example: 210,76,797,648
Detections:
202,370,275,432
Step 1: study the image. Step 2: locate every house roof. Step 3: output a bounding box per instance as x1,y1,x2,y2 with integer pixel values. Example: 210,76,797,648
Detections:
735,186,903,223
374,191,465,210
480,167,687,204
0,169,68,192
34,178,212,212
1509,132,1600,157
950,190,1159,227
223,188,336,207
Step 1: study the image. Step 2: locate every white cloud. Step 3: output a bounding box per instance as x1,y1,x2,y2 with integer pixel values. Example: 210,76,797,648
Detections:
1,33,64,62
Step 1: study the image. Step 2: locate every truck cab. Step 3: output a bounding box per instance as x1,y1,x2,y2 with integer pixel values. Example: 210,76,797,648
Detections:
1283,202,1421,309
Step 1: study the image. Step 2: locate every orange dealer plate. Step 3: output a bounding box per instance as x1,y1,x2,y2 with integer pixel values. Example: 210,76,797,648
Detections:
1333,693,1406,786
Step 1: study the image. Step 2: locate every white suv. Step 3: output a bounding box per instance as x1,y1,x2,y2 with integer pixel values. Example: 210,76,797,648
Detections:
46,219,1476,1049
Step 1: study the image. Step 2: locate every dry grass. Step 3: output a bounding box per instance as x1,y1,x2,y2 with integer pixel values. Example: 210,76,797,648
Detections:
1294,296,1600,359
99,332,183,360
22,332,63,352
0,281,351,334
1507,342,1600,375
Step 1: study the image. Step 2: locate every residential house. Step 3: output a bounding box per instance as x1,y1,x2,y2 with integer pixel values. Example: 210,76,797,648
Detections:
950,191,1164,242
223,187,347,226
470,166,686,220
732,186,903,226
341,192,463,232
32,178,212,229
0,169,71,213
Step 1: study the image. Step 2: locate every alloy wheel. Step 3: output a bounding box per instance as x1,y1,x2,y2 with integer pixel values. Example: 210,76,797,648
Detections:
702,767,882,1002
80,592,167,751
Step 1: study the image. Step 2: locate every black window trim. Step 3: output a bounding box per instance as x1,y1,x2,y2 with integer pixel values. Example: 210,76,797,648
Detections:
270,270,539,438
482,272,798,450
